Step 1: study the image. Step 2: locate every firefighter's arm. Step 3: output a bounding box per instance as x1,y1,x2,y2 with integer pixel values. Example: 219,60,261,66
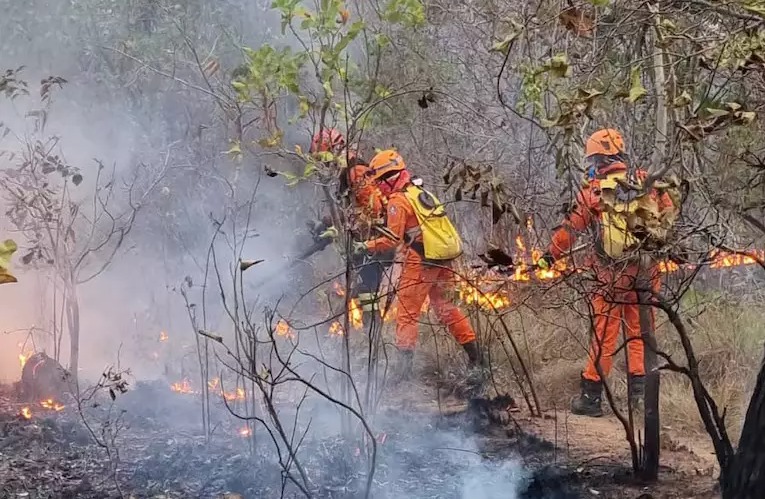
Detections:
365,197,407,253
549,189,596,260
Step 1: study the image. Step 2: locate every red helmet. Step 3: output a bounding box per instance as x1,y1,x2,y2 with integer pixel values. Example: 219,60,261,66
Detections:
310,128,345,154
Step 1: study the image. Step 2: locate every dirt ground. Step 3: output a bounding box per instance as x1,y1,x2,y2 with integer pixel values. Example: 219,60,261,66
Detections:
387,375,721,499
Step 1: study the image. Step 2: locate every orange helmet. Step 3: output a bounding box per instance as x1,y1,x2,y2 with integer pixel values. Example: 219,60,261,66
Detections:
584,128,625,158
368,149,406,181
310,128,345,154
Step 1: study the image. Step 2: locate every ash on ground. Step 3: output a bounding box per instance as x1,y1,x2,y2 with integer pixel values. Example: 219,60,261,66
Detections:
0,381,579,498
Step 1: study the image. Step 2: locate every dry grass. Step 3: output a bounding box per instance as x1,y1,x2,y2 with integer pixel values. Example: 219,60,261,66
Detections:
398,280,765,445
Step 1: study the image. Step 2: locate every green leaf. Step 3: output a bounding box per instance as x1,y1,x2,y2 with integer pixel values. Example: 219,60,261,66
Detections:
281,171,300,186
491,33,518,56
322,80,334,98
298,96,310,117
673,90,692,108
626,66,647,103
375,33,390,49
543,53,571,78
587,0,610,6
303,163,317,177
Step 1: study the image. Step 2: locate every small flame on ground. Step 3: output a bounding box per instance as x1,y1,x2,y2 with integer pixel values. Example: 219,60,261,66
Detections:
275,320,296,339
329,321,344,336
208,378,220,390
21,407,32,419
19,352,31,369
41,399,65,411
349,299,363,330
239,426,252,437
171,379,195,394
223,387,246,401
159,331,169,342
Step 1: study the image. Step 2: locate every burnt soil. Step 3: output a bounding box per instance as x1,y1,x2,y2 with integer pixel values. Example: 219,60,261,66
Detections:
0,381,718,498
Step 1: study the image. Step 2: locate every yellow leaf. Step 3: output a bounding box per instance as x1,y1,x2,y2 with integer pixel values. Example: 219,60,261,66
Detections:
626,66,647,103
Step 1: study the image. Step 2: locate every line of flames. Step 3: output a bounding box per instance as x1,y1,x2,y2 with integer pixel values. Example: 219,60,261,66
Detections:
170,377,246,402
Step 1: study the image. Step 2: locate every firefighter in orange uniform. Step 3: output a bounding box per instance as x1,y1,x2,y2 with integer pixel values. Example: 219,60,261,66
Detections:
309,129,393,319
538,129,675,417
354,150,483,381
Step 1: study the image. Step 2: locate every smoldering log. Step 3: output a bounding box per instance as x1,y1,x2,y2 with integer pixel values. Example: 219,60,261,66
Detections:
19,352,72,402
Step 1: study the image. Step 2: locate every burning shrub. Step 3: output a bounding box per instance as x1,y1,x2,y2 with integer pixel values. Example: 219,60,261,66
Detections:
19,352,72,403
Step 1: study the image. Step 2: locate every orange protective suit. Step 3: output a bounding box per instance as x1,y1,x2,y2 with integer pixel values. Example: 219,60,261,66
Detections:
365,187,476,350
549,163,673,383
347,162,385,229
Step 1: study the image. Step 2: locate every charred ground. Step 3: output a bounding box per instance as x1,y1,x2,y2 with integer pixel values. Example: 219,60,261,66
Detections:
0,378,717,499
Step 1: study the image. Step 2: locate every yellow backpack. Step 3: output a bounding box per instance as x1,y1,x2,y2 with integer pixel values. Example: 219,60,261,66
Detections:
595,171,679,259
402,185,463,261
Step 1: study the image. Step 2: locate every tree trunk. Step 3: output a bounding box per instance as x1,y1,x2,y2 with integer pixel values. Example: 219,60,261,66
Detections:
722,348,765,498
66,279,80,384
638,254,660,480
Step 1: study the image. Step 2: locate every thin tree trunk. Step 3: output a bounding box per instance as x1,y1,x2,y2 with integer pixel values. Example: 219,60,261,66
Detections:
66,279,81,384
722,347,765,498
638,254,660,480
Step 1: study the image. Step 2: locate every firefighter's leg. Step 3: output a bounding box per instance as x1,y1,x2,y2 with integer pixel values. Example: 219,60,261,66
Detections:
428,265,484,389
357,256,384,322
427,266,476,347
582,293,623,382
394,261,431,351
574,292,622,417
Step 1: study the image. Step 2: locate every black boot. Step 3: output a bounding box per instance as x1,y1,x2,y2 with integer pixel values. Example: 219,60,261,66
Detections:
628,374,645,410
571,378,603,417
462,341,487,388
393,349,414,384
462,341,483,367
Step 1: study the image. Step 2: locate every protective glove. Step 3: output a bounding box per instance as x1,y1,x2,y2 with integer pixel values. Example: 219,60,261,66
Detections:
536,252,555,271
318,226,339,240
352,241,368,255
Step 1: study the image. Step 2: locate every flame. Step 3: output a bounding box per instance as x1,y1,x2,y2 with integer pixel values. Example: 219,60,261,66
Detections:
457,277,511,310
21,407,32,419
332,281,346,297
275,320,296,339
515,235,526,253
710,249,764,269
382,302,397,322
329,321,344,336
208,378,220,390
222,387,246,401
171,379,195,394
239,426,252,437
41,399,65,411
159,331,169,342
349,299,363,330
658,260,679,273
19,352,32,369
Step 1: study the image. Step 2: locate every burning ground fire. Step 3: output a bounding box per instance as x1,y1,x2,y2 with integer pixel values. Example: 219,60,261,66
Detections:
19,398,66,420
456,236,765,312
328,282,402,334
170,377,246,402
